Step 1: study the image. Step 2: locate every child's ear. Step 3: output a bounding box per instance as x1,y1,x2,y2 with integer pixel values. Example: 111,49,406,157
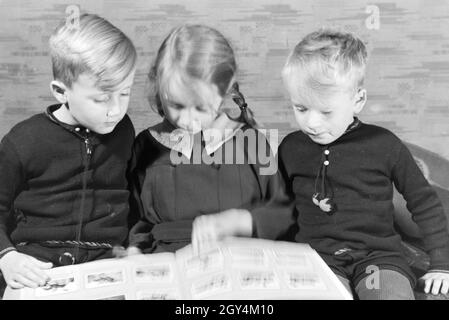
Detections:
353,88,367,114
50,81,68,104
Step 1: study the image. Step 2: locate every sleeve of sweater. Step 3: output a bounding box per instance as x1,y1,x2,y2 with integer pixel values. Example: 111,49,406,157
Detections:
249,131,296,241
0,136,25,253
392,142,449,271
127,133,157,251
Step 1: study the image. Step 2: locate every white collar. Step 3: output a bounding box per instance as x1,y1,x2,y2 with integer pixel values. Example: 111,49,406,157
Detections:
148,113,245,159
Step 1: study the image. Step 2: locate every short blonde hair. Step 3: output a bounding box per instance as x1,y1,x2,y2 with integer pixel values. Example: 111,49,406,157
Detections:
282,29,367,96
49,13,137,90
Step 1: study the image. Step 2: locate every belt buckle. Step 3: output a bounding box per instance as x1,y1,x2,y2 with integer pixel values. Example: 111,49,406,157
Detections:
58,252,75,265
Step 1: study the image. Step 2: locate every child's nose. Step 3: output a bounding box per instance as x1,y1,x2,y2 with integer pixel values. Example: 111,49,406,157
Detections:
306,111,322,131
178,110,196,130
107,98,121,117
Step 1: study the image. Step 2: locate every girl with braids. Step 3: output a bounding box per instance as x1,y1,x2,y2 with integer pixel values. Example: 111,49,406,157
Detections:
127,24,295,254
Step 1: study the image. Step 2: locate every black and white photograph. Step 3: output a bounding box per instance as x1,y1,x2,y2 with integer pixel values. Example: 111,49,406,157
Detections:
134,264,173,283
239,270,280,290
85,270,125,289
34,274,77,297
190,273,232,299
0,0,449,309
136,289,181,300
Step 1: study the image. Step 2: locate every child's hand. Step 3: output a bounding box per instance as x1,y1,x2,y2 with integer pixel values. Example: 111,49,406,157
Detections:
191,209,252,256
126,246,142,256
420,272,449,295
0,250,52,289
112,245,142,258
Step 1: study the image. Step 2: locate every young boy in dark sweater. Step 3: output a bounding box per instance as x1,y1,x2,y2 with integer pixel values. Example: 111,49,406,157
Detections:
278,29,449,299
0,14,137,290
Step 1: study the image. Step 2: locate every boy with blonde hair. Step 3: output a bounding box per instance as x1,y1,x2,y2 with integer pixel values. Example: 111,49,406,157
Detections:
278,29,449,299
0,13,137,291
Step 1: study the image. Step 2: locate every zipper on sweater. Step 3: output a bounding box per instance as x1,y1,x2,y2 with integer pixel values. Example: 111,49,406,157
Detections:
73,135,92,262
84,138,92,166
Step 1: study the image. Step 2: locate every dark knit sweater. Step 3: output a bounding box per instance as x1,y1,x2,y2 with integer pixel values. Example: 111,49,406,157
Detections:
128,123,295,253
279,120,449,271
0,104,135,259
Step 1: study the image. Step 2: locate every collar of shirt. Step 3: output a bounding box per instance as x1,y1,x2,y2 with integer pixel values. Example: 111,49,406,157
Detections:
326,117,362,146
45,104,101,144
148,113,245,159
46,104,80,132
345,117,361,134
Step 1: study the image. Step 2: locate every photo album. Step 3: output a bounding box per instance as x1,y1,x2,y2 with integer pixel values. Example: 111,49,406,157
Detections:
3,238,352,300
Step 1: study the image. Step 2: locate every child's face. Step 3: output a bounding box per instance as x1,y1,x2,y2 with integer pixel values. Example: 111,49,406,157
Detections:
161,75,223,133
59,71,135,134
285,78,366,145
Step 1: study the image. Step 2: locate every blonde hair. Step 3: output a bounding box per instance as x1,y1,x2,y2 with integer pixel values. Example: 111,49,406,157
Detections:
49,13,137,90
148,24,256,127
282,28,367,96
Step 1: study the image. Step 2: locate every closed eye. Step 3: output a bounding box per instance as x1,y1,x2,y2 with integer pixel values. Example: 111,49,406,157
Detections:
195,105,208,113
293,104,307,112
94,96,110,103
171,103,185,110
